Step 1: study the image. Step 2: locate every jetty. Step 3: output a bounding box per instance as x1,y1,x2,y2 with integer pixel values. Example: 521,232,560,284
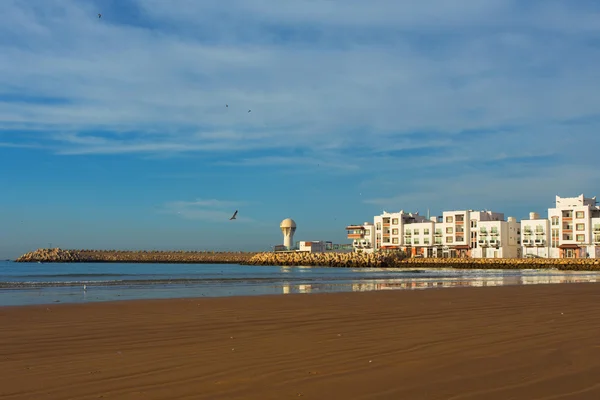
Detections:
15,248,258,264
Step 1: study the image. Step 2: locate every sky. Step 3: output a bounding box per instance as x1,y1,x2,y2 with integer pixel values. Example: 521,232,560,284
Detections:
1,0,600,259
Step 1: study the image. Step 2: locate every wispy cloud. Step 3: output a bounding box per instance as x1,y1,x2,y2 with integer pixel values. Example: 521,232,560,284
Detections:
162,198,253,223
1,0,600,202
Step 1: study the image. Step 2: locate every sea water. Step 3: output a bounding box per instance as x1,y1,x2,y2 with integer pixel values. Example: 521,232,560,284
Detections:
1,260,599,306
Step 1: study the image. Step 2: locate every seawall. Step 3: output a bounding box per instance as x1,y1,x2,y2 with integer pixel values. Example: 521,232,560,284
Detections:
243,252,600,271
14,248,259,264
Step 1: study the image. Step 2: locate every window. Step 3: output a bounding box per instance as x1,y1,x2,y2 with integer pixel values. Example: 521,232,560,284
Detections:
364,230,370,235
456,214,464,222
424,229,430,235
424,238,430,244
392,237,399,244
376,223,381,230
470,220,477,228
392,228,398,235
446,216,454,223
446,236,453,243
576,223,585,231
405,229,411,234
392,218,399,225
383,237,390,243
413,238,420,245
455,235,464,242
413,229,420,235
576,211,585,219
576,234,585,242
446,227,453,234
551,217,559,226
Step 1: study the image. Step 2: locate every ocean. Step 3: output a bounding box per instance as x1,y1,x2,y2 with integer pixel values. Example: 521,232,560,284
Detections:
1,260,599,306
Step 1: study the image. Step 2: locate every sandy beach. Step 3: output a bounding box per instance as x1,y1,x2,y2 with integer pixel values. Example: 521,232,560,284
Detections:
2,284,600,400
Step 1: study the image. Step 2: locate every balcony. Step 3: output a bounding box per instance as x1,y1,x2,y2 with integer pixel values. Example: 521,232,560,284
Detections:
347,233,364,239
490,231,499,236
434,231,442,236
522,239,533,246
594,226,600,232
489,240,499,247
535,239,546,246
478,240,489,246
595,236,600,243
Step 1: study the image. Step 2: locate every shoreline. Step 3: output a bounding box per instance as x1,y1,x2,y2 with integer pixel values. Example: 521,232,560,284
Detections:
2,283,600,399
13,248,600,270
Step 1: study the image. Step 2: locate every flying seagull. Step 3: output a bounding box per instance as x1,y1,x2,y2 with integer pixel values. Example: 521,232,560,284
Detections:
248,109,251,113
229,210,238,220
98,13,102,18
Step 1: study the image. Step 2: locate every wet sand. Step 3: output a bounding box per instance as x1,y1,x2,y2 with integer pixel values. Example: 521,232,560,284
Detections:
2,284,600,400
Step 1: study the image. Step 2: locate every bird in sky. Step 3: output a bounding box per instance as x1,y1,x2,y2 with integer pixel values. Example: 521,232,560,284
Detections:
230,210,238,220
226,104,228,107
248,109,251,113
98,13,102,18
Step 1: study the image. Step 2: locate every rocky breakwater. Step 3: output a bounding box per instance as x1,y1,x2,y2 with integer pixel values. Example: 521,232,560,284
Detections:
243,251,408,268
400,257,600,271
244,252,600,271
15,248,259,264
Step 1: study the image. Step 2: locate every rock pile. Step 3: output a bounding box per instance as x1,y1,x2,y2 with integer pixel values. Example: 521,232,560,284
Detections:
15,249,259,264
244,252,600,271
15,248,85,263
243,251,408,268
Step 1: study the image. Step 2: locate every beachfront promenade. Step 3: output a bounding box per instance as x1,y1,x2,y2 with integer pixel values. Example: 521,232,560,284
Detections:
14,248,600,270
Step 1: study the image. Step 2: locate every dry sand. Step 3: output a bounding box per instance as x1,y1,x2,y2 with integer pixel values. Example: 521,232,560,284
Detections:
2,284,600,400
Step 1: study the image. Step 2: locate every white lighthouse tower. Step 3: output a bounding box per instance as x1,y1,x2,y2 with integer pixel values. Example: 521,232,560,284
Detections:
280,218,297,250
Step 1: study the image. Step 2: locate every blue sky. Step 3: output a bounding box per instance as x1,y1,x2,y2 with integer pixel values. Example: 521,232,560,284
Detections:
1,0,600,259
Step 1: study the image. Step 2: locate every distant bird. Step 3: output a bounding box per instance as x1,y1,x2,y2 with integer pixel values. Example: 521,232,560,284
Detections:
229,210,238,220
98,13,102,18
83,284,87,291
226,104,228,107
248,110,251,113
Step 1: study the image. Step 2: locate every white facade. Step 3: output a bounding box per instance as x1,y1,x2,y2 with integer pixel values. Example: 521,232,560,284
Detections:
471,217,521,259
521,212,550,258
347,209,518,258
522,194,600,259
346,222,375,253
298,241,326,253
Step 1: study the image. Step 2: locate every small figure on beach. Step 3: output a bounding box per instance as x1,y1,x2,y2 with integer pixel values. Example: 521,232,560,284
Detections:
229,210,238,220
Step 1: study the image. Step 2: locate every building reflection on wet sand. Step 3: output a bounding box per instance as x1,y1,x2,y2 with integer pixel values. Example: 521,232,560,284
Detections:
281,274,599,295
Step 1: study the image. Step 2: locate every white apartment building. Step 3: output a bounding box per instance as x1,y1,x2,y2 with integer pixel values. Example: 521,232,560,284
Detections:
522,194,600,259
345,222,376,253
347,209,517,258
521,212,550,258
373,211,429,251
471,216,521,259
